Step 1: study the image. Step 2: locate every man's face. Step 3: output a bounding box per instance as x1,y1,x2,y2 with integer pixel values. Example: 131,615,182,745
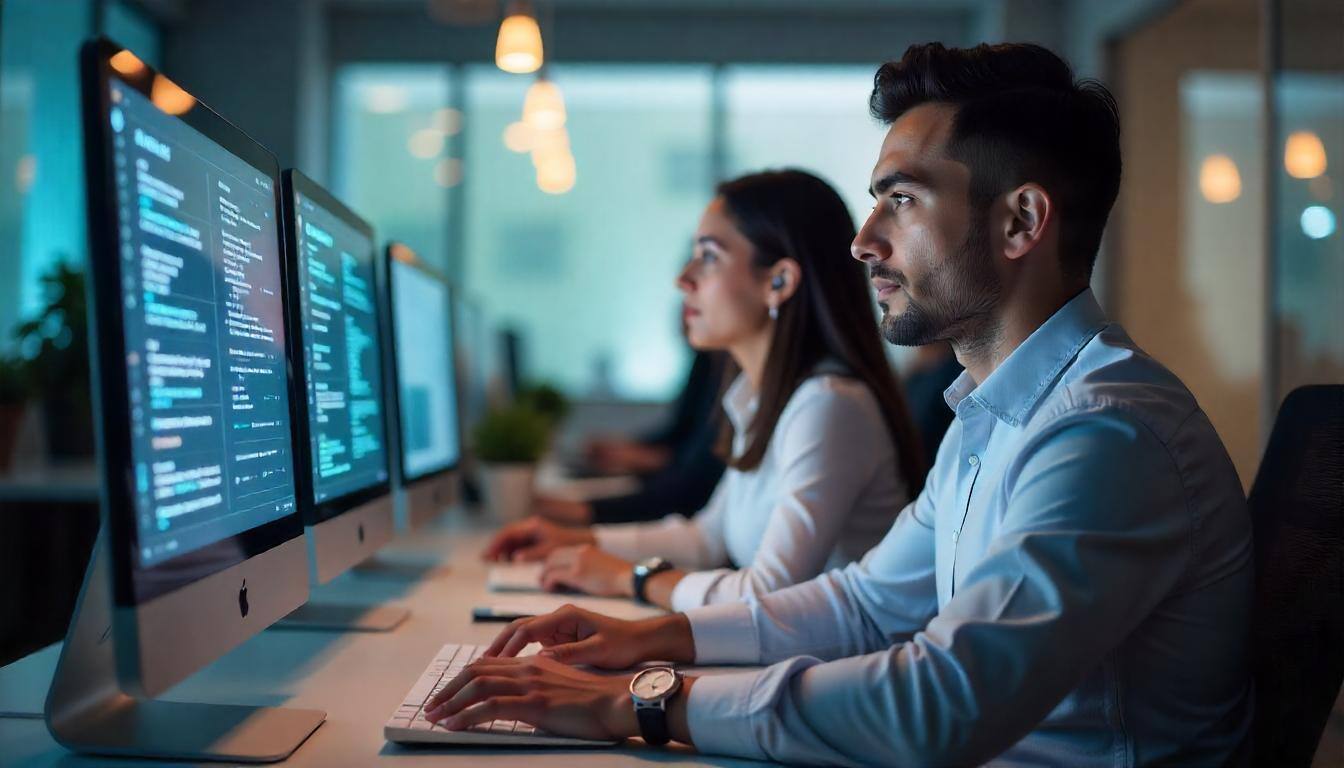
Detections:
852,103,1001,346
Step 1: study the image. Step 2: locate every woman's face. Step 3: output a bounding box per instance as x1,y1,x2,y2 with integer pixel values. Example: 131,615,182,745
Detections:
676,198,772,351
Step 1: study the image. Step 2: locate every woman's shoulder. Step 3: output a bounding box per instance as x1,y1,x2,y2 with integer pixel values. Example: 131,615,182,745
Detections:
780,371,883,428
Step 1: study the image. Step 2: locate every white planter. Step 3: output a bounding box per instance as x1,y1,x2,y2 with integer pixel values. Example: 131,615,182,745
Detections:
481,463,537,522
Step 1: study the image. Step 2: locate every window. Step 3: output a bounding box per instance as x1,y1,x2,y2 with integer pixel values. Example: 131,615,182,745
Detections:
461,65,713,400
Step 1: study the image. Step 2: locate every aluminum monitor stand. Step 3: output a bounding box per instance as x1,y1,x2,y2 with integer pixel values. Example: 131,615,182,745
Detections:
44,530,326,762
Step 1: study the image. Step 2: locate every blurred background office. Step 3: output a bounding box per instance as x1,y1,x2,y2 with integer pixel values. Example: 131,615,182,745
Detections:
0,0,1340,662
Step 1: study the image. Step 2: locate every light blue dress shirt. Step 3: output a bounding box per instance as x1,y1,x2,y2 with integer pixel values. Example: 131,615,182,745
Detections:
683,289,1253,766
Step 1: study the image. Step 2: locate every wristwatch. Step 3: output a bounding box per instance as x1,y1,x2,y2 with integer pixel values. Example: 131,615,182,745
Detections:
629,666,682,746
632,557,673,604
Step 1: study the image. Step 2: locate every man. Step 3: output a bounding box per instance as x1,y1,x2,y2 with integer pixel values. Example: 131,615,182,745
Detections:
423,42,1253,766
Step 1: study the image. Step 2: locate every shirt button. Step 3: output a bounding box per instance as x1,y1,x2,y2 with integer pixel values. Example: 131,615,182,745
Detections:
967,454,979,467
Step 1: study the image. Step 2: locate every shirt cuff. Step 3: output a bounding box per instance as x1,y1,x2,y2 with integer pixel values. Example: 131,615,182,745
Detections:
592,524,644,561
669,569,724,612
686,669,768,761
685,601,759,665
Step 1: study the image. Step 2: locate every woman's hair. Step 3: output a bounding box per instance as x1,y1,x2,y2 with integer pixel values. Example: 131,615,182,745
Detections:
713,169,926,494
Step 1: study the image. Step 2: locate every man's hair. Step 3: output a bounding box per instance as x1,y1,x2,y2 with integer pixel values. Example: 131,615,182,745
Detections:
870,42,1121,281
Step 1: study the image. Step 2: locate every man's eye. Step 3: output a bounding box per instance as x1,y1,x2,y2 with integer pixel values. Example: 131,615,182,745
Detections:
891,193,913,208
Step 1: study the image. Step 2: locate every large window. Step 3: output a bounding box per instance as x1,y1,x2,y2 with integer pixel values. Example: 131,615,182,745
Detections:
333,65,455,273
724,66,885,227
334,63,903,401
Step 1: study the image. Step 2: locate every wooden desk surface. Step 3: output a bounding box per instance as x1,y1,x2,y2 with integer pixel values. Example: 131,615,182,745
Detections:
0,509,767,767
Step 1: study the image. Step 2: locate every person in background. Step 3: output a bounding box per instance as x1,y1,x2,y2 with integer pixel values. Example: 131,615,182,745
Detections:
484,169,926,613
901,341,962,462
537,344,730,526
429,42,1253,766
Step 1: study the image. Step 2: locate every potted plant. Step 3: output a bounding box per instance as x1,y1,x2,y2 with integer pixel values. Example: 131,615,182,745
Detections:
517,382,570,429
471,404,551,521
0,355,29,471
13,262,93,461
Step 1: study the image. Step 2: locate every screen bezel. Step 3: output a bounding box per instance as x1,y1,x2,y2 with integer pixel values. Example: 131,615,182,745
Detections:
383,243,462,484
80,37,305,606
281,169,393,526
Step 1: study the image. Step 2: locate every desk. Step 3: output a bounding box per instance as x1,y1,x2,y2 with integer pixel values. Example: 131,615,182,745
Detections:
0,510,766,767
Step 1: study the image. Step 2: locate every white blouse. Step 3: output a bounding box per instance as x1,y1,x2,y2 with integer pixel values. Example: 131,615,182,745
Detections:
593,367,909,612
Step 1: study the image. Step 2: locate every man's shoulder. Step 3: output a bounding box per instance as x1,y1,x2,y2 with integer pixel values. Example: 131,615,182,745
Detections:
1030,323,1205,447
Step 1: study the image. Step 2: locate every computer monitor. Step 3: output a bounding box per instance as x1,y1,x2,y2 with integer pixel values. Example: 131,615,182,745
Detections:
273,170,407,631
281,170,397,580
45,39,323,762
385,244,461,529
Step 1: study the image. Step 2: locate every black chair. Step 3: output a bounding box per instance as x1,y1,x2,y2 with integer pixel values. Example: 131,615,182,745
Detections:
1249,385,1344,767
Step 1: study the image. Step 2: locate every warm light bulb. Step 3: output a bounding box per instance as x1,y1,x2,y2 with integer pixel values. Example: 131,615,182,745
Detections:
523,78,566,130
495,12,544,74
1285,130,1327,179
503,121,533,153
433,108,463,136
530,126,570,168
1199,154,1241,204
150,75,195,116
536,152,576,194
110,50,146,77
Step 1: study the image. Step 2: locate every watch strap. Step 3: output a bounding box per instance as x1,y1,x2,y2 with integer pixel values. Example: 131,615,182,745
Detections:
635,702,671,746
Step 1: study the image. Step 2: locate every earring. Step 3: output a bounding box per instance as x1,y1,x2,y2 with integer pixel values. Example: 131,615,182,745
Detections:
768,304,778,320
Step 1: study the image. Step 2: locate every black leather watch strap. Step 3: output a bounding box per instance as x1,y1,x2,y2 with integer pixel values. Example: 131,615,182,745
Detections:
636,704,671,746
632,558,674,604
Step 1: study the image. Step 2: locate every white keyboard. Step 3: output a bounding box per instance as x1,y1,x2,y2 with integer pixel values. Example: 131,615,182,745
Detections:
384,643,619,747
486,562,545,592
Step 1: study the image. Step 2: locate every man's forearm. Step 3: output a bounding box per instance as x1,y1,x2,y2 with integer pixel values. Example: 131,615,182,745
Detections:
639,612,696,664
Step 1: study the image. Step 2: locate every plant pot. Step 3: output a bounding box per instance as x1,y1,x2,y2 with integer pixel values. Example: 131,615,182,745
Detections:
481,463,537,522
0,403,25,471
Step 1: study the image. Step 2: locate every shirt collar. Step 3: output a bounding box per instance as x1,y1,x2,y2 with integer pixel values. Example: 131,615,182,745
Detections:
722,372,758,436
942,288,1109,427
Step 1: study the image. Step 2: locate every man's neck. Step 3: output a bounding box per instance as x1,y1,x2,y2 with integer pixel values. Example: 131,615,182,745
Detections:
952,285,1087,385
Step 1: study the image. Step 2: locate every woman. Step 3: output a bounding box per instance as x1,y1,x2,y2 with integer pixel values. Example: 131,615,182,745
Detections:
484,169,925,612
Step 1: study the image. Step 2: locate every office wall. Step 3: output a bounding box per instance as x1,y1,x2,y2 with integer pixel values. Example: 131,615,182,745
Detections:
1111,0,1266,490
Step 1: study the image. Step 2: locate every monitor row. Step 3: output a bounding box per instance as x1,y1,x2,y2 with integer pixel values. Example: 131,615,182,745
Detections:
44,38,496,761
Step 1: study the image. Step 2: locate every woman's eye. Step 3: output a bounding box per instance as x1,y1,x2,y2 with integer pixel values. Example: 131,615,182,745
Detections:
701,251,718,264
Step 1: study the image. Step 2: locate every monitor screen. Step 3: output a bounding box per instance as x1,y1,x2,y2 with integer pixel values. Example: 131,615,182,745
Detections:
107,76,296,568
389,253,460,481
292,183,390,507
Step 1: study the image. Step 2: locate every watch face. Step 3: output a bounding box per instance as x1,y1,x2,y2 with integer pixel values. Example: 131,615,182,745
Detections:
630,667,678,701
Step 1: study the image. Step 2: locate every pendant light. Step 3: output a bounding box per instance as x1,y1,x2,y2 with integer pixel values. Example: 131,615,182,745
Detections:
495,2,543,74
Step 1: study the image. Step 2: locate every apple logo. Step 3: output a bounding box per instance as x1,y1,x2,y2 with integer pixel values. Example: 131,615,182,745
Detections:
357,524,365,544
238,579,249,618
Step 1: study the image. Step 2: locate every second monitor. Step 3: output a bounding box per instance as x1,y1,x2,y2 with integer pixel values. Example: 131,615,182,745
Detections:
277,169,406,630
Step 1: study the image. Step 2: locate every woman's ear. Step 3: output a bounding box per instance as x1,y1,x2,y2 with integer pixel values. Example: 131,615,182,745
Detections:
768,258,804,304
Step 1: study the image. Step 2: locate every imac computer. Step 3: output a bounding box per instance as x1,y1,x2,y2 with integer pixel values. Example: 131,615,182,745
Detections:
46,39,324,761
384,243,461,530
274,168,407,631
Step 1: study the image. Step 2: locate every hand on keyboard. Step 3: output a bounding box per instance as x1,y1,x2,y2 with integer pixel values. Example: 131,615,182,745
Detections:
424,654,636,742
483,604,694,670
482,517,596,563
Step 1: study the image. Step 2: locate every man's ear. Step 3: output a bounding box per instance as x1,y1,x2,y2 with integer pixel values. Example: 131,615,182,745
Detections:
1001,184,1053,262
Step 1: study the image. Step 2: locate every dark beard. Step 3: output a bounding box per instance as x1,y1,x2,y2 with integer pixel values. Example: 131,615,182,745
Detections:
874,213,999,346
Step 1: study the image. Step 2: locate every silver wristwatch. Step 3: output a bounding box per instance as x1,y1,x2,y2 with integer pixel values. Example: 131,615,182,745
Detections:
629,666,682,746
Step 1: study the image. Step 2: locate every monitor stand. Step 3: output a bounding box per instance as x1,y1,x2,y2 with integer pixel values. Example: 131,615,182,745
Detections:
271,602,408,632
45,529,326,763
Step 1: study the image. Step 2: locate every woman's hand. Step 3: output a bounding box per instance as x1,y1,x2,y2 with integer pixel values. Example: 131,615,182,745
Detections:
484,603,695,670
482,516,596,562
540,545,634,597
424,655,635,741
533,495,595,526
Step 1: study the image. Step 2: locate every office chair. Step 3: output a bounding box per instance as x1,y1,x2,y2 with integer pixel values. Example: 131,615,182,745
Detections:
1249,385,1344,767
